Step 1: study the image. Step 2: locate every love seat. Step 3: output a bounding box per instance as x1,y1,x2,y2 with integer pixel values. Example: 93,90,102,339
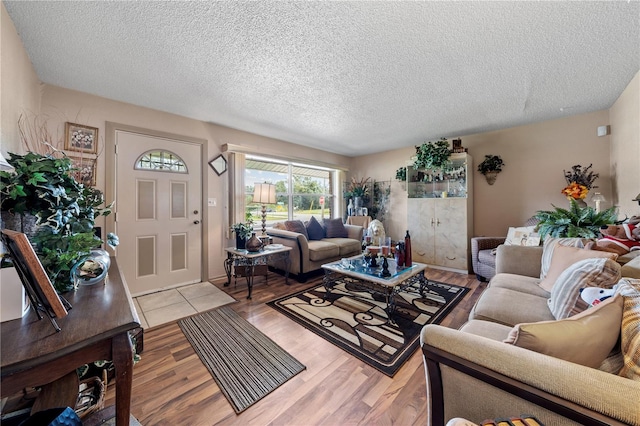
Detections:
421,241,640,426
267,218,363,282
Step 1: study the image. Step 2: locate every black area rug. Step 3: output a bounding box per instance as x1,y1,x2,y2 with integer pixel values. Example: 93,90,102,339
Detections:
267,278,468,376
178,306,306,414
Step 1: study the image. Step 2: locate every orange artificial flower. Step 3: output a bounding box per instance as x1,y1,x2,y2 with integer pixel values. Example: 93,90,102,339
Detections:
561,182,588,200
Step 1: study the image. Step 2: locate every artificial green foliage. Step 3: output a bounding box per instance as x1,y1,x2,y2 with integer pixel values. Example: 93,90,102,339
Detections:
1,152,116,293
413,138,451,170
231,212,254,240
395,167,407,181
477,155,505,175
533,199,618,239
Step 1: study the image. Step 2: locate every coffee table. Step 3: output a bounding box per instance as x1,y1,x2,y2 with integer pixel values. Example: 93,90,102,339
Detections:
224,245,292,299
321,255,428,318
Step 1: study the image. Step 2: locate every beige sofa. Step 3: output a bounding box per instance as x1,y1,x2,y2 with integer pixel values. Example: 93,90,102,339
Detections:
420,244,640,426
267,224,363,282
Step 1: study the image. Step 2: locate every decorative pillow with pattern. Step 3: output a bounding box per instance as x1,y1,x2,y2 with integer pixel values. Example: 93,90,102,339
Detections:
305,216,325,241
617,278,640,381
323,218,348,238
538,244,618,292
272,222,287,230
548,257,621,319
284,220,309,240
505,293,623,368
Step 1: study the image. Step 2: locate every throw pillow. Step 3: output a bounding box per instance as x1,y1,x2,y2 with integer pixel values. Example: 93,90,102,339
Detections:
504,226,540,247
548,257,621,319
538,244,618,292
504,293,623,368
305,216,325,241
284,220,309,240
323,218,348,238
617,278,640,380
272,222,287,230
540,237,593,280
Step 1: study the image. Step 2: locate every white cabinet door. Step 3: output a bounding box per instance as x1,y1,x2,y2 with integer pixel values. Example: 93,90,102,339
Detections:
434,198,468,270
408,199,436,264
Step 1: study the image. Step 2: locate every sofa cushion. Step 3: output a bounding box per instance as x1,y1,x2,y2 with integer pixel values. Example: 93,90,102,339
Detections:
323,218,348,238
488,273,549,298
469,287,555,327
621,255,640,278
617,278,640,380
459,319,513,341
272,222,287,230
324,237,361,256
284,220,309,240
539,244,617,292
548,257,621,319
307,240,340,261
477,249,497,268
504,293,623,368
305,216,325,241
540,237,593,280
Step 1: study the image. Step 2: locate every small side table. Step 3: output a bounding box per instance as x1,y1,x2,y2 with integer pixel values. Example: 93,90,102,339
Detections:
223,246,292,299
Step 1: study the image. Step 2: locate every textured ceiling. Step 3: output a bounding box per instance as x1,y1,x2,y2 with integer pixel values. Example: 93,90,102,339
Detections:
5,1,639,157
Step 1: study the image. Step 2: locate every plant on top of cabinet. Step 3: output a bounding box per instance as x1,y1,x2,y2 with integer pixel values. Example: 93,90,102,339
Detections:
413,138,451,170
395,166,407,182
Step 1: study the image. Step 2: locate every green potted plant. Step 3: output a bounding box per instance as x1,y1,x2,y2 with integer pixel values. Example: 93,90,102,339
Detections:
230,212,254,249
413,138,451,170
395,166,407,182
0,151,116,292
477,154,505,185
533,199,618,239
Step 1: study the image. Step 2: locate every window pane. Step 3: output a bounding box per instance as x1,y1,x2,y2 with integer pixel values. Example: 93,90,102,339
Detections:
245,156,334,226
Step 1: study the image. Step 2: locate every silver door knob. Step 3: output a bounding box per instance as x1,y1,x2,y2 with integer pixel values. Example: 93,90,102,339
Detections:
193,220,200,224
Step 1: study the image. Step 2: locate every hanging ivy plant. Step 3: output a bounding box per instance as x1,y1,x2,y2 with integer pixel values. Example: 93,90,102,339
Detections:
395,166,407,181
413,138,451,170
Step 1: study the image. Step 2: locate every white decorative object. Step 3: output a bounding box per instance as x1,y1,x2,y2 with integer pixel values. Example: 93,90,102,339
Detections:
1,267,30,322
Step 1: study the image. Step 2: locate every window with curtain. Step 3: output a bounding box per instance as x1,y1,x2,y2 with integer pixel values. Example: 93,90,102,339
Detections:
244,155,335,228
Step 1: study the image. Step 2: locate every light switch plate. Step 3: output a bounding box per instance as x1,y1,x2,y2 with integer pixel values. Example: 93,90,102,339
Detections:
208,198,216,207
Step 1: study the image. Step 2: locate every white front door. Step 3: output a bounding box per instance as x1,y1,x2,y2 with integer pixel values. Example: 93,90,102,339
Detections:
115,130,203,295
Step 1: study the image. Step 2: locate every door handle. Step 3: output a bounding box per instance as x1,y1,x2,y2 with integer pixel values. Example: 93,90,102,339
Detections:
193,220,200,224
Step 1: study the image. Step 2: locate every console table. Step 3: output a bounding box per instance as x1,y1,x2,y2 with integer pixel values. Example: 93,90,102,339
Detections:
224,246,292,299
1,258,140,425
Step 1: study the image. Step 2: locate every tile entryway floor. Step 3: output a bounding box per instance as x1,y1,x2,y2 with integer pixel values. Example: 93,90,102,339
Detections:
133,281,236,329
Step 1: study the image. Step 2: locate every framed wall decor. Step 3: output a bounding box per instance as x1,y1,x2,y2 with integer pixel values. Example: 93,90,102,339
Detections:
1,229,69,330
209,154,227,176
65,122,99,154
69,156,97,186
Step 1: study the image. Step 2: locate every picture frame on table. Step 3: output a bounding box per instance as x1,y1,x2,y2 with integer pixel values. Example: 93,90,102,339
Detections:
0,229,69,330
65,122,99,154
69,156,97,187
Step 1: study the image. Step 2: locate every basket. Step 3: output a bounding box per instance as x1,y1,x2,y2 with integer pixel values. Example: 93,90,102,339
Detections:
74,371,106,419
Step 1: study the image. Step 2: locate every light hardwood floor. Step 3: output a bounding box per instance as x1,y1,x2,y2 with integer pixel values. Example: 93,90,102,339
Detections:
105,268,486,425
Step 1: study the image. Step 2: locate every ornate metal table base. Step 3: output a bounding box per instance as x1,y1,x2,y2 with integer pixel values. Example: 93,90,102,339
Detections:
224,248,291,299
322,269,428,321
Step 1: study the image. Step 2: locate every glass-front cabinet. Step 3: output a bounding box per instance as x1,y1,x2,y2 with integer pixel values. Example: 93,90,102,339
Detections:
407,152,470,198
406,152,473,273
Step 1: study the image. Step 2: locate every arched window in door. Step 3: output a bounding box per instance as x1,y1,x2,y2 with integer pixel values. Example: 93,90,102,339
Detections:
134,150,188,173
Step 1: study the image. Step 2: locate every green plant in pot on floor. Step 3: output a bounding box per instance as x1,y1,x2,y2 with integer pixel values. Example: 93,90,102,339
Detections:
0,151,117,293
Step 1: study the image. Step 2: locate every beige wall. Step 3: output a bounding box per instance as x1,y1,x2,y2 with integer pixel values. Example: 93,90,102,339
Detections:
38,85,351,280
354,109,614,239
609,70,640,219
1,3,41,156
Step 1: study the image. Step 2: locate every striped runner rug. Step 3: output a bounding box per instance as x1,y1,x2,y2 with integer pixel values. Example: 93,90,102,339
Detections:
178,306,306,413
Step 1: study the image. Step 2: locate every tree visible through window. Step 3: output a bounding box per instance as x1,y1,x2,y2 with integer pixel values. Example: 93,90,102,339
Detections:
245,156,334,228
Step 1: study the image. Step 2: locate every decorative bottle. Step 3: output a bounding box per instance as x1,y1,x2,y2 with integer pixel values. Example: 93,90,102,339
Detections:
395,242,405,268
404,230,412,267
347,198,354,216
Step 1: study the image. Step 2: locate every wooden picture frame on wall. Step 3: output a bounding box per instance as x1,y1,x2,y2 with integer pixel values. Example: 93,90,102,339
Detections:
69,156,97,187
1,229,69,330
65,122,98,154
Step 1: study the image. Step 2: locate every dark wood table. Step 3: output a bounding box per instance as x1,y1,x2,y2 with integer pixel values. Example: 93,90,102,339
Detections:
1,258,140,425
